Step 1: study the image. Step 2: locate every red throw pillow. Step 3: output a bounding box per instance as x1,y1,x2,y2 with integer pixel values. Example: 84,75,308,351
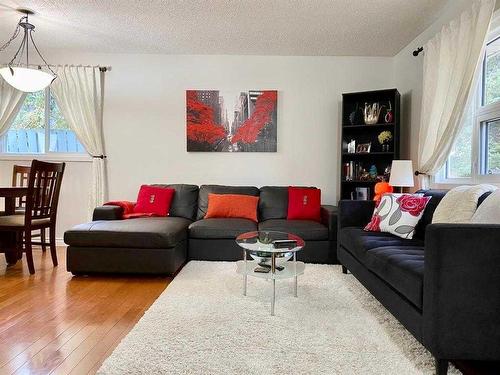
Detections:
287,187,321,222
134,185,175,216
205,193,259,222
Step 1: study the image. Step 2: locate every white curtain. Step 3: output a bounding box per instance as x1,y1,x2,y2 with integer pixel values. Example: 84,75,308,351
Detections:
51,66,107,214
417,0,495,187
0,76,26,137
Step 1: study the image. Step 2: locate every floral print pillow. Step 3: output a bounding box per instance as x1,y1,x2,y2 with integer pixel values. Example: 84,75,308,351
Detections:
365,193,431,239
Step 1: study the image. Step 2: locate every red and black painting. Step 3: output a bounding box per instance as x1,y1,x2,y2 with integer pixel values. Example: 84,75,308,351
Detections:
186,90,277,152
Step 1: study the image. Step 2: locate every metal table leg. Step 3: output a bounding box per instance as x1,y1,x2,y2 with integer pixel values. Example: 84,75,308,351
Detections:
294,252,298,297
243,249,247,296
271,252,276,316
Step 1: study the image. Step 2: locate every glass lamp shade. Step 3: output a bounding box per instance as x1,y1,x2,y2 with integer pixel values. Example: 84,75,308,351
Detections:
0,67,55,93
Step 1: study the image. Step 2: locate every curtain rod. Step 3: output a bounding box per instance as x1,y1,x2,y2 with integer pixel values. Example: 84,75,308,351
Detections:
413,47,424,56
0,63,111,71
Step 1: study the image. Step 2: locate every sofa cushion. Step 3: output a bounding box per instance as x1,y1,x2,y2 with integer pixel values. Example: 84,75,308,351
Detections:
413,189,493,239
287,187,321,222
64,217,191,249
365,193,431,239
152,184,199,220
258,219,328,241
340,227,424,263
259,186,317,221
432,185,497,224
364,247,425,309
205,193,259,221
259,186,288,221
472,189,500,223
197,185,259,220
135,185,175,216
413,190,447,240
189,218,257,239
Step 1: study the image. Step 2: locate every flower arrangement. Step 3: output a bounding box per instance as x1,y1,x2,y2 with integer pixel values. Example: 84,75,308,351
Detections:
378,130,393,145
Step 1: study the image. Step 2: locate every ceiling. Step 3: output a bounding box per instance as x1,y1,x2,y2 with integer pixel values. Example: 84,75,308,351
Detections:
0,0,448,57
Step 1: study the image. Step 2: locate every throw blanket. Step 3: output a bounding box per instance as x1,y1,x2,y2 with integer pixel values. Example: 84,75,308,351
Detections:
104,201,156,219
432,184,497,224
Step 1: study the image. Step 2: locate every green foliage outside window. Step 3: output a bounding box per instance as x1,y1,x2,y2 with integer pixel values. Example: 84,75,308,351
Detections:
10,90,68,130
485,50,500,105
11,91,44,130
487,120,500,174
485,47,500,174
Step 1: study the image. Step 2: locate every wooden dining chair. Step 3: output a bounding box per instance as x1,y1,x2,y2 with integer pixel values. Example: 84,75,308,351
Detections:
12,165,31,210
0,160,65,274
11,165,48,252
12,165,30,206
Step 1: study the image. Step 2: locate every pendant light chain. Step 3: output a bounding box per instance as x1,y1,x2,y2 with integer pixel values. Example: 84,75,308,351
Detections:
0,17,23,53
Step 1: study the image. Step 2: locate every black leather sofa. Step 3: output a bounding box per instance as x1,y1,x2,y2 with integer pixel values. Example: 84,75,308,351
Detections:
338,189,500,374
64,184,337,275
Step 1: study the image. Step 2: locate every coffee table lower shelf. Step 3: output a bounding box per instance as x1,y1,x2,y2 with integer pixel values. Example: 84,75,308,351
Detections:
236,260,306,315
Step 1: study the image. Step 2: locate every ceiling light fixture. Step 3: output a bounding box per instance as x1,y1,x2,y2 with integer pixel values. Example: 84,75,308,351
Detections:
0,9,56,92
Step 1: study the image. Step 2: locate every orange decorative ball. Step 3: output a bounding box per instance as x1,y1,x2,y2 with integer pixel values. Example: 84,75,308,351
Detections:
374,182,393,202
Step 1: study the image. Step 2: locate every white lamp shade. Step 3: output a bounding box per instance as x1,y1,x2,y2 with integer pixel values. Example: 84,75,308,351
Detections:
0,67,55,93
389,160,415,187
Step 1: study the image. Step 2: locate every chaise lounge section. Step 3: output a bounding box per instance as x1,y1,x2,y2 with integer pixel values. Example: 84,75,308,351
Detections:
65,184,199,274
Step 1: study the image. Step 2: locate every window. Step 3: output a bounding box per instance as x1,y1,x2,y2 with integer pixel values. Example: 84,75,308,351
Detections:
0,88,86,155
439,31,500,183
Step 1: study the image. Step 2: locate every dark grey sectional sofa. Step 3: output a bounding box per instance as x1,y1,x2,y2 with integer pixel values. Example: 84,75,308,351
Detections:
64,184,337,275
338,189,500,374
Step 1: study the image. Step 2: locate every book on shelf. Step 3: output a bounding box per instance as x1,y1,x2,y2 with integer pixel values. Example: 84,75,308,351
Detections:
343,161,364,181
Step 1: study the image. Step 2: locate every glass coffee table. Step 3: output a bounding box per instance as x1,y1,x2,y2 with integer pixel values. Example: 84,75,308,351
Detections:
236,231,305,316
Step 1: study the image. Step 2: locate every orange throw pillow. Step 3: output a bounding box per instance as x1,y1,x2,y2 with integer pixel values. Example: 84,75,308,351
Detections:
205,193,259,222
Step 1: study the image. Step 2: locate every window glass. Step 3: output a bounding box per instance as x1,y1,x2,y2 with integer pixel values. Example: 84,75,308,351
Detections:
484,37,500,106
485,119,500,174
6,90,45,153
1,89,85,154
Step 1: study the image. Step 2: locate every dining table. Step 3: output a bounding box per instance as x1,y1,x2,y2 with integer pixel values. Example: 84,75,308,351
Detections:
0,187,28,265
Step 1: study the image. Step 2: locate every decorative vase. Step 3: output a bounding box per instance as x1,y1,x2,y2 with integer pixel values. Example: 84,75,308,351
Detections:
384,101,394,123
364,102,383,125
384,110,393,123
349,103,362,125
382,142,390,152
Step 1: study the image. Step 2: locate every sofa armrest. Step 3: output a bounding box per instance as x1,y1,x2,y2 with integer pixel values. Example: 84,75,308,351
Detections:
423,223,500,360
92,206,123,221
338,200,375,229
321,205,338,242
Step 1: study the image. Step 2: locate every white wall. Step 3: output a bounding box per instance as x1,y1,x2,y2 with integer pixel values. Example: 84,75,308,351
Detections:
0,53,394,238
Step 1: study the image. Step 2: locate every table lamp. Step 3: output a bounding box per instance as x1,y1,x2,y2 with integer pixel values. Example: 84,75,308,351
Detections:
389,160,414,193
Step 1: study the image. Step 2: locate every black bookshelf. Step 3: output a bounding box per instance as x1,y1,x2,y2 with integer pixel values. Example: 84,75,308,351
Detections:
340,89,400,200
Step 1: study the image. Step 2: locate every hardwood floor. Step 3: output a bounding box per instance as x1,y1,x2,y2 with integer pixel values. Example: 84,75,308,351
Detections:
0,247,170,375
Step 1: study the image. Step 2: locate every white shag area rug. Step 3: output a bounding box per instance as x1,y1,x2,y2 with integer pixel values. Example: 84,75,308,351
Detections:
99,261,459,375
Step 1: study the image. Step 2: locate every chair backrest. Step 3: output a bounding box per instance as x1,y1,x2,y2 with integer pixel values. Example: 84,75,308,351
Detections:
12,165,31,210
25,160,65,222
